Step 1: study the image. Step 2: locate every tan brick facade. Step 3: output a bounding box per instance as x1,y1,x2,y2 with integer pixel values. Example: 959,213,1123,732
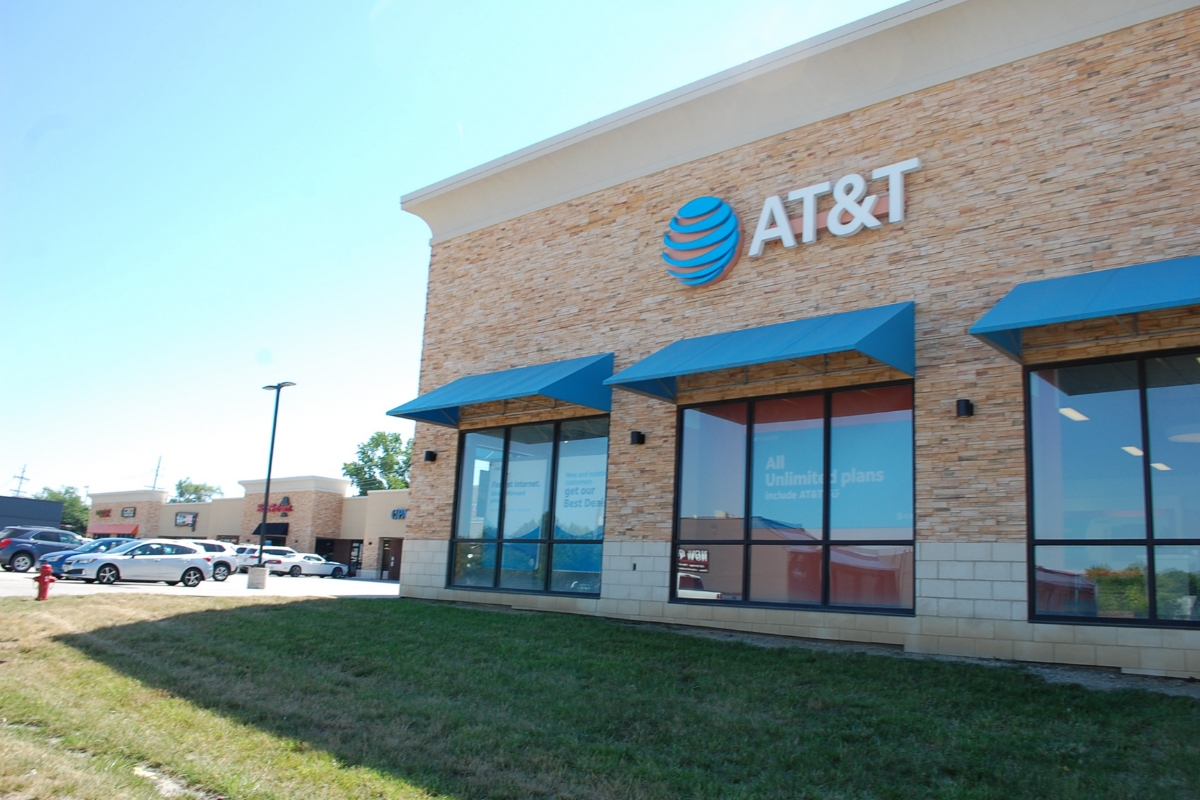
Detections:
400,8,1200,676
238,490,337,553
408,10,1200,543
88,491,167,537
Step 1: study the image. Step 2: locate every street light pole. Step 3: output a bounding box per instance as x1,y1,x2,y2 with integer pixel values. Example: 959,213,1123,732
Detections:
256,382,295,568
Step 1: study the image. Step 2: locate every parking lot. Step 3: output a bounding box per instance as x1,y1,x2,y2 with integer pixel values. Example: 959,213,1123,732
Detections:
0,567,402,599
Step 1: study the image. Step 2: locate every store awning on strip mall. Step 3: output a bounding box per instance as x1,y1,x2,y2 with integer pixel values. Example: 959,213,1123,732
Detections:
386,353,614,427
970,256,1200,361
604,302,915,402
87,524,139,536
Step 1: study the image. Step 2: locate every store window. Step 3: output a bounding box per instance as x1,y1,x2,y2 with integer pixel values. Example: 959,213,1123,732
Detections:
450,417,608,594
674,384,915,611
1029,350,1200,625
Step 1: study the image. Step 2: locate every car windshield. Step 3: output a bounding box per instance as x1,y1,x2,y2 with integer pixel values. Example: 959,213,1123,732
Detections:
104,540,143,555
77,539,119,554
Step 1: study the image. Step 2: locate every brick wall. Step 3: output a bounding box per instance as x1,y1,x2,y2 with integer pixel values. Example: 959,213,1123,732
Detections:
90,501,162,537
401,11,1200,675
409,10,1200,547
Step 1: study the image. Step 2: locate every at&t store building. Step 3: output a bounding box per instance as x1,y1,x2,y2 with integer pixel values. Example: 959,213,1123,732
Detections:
390,0,1200,677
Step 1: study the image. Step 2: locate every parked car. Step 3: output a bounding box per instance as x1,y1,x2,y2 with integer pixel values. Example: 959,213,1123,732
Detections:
181,540,239,582
261,550,311,577
62,539,213,587
236,545,299,573
291,554,349,578
0,527,88,572
37,537,134,577
676,573,723,600
234,546,297,573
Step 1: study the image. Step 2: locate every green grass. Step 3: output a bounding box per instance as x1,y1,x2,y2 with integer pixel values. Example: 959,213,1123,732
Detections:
0,594,1198,799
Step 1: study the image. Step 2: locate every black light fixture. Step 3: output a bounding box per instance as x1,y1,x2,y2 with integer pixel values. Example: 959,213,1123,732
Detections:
424,450,438,462
257,382,296,567
630,431,646,445
956,399,975,417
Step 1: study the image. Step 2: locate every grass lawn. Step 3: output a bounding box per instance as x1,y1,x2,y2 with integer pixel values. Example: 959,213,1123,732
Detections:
0,595,1198,799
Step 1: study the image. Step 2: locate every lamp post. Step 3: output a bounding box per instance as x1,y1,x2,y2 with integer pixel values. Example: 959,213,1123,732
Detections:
248,381,294,588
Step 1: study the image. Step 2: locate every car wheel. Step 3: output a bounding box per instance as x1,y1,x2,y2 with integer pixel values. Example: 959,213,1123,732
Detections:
212,563,230,582
331,567,345,579
180,568,203,588
9,552,34,573
96,564,119,585
289,565,302,577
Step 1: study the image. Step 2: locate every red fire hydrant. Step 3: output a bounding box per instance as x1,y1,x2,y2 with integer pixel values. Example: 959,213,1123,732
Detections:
34,564,56,601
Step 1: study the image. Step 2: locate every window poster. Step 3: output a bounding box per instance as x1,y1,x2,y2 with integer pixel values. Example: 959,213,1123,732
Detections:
554,439,607,539
502,456,551,538
829,409,914,538
752,413,824,540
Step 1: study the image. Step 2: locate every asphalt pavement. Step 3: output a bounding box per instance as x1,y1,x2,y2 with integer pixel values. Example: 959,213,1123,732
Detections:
0,567,403,599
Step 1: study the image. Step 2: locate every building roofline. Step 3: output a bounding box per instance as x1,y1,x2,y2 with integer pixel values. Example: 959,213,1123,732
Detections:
400,0,948,209
401,0,1197,244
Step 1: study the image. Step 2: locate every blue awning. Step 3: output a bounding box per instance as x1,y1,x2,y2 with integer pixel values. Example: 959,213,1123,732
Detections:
604,302,914,402
970,256,1200,361
387,353,614,427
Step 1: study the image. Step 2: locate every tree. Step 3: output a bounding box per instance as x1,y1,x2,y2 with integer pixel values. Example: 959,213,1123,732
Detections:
169,478,223,504
33,486,90,532
342,432,412,495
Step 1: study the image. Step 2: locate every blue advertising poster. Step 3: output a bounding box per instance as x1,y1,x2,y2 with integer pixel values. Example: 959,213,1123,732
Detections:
829,410,913,538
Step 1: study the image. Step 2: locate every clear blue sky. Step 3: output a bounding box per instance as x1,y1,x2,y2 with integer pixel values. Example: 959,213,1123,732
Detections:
1,0,904,500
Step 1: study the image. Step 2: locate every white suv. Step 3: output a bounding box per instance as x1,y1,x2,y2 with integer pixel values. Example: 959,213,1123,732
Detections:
183,540,239,582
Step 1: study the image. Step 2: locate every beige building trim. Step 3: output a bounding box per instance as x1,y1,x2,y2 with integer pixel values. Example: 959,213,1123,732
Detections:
402,0,1198,244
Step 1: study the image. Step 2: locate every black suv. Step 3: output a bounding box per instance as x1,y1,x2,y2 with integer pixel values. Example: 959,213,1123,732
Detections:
0,527,87,572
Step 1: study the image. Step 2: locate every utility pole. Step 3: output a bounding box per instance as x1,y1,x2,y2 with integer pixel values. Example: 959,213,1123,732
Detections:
148,456,162,491
11,465,28,497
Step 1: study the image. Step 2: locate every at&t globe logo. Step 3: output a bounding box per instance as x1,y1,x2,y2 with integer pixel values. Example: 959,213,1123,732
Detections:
662,196,742,287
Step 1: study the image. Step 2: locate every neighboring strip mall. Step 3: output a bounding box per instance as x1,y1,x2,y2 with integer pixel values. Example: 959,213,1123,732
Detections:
390,0,1200,678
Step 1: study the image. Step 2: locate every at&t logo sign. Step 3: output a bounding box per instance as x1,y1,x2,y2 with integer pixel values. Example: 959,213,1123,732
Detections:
662,157,921,287
661,197,742,287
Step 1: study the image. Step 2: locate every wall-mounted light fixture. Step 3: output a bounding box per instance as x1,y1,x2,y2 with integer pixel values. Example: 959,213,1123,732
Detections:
630,431,646,445
424,450,438,462
956,399,975,417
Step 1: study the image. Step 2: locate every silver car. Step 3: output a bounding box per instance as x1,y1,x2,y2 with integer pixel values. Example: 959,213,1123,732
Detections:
63,539,213,587
293,554,349,578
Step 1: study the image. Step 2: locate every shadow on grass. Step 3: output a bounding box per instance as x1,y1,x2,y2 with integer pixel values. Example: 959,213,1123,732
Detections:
57,598,1200,800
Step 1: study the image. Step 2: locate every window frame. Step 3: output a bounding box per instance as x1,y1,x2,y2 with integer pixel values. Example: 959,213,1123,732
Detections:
671,379,916,615
447,414,610,597
1024,345,1200,629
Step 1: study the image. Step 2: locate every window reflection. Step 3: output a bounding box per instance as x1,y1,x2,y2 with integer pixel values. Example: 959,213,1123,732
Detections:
455,431,504,540
829,545,914,608
453,542,496,587
1030,362,1146,540
829,386,914,541
502,425,553,539
499,542,547,590
752,396,824,541
674,385,915,612
748,544,821,604
675,545,743,601
1034,545,1148,619
1154,546,1200,621
679,404,747,540
550,543,603,593
553,419,609,540
1146,355,1200,540
451,418,609,594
